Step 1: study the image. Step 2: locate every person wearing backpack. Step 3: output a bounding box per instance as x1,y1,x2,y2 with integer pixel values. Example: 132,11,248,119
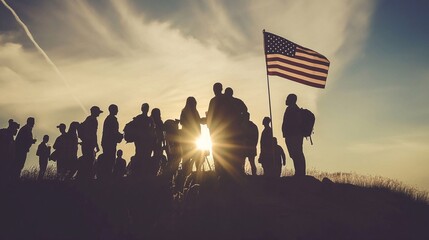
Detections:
14,117,37,179
77,106,103,180
122,103,154,176
282,94,306,177
0,119,20,182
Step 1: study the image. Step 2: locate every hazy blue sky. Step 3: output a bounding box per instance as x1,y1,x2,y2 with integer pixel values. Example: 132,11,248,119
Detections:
1,0,428,191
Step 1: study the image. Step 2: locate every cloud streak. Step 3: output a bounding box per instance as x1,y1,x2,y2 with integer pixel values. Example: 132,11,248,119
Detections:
0,0,384,184
1,0,87,113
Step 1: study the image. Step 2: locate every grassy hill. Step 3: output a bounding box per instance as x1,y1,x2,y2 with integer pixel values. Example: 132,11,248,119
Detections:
1,172,428,240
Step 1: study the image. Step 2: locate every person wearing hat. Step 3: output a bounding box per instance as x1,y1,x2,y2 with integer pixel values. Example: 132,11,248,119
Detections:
0,119,20,181
14,117,37,179
77,106,103,180
53,123,67,179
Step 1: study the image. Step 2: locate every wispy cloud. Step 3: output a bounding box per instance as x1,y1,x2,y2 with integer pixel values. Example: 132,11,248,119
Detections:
0,0,376,170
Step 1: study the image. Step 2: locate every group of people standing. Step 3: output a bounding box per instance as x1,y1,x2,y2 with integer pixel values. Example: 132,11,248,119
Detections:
0,82,309,182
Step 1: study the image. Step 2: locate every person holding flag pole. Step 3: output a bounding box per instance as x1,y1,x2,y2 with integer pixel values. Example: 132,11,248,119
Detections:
262,29,330,177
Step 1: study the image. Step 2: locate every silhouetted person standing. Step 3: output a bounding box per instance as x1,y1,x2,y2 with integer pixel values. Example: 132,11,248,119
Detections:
133,103,154,176
224,87,248,127
207,82,227,177
282,94,306,177
180,97,203,175
14,117,37,179
241,112,259,175
272,137,286,178
78,106,102,180
101,104,122,178
53,123,68,179
259,117,273,176
36,135,51,180
150,108,165,175
224,87,248,176
65,121,80,179
163,119,182,178
0,119,20,181
113,149,127,178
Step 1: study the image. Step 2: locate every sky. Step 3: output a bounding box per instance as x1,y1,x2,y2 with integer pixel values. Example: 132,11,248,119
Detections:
1,0,428,191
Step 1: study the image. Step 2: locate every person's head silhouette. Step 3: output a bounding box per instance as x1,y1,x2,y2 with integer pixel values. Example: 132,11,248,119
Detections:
141,103,149,115
273,137,278,145
69,122,80,133
42,135,49,143
8,119,20,134
117,149,123,158
109,104,118,116
286,94,297,106
225,87,233,97
57,123,66,134
151,108,161,121
186,96,197,108
263,117,271,128
213,82,223,96
27,117,35,128
90,106,103,117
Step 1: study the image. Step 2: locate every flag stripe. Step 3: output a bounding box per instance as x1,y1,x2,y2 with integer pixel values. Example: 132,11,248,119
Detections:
266,54,329,70
268,70,326,88
268,68,327,84
297,46,326,57
295,52,330,65
296,47,330,62
267,61,328,79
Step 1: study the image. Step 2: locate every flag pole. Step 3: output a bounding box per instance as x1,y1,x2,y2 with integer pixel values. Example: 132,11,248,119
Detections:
263,29,274,132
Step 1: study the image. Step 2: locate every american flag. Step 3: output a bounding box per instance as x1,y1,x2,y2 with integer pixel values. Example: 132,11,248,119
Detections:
264,31,330,89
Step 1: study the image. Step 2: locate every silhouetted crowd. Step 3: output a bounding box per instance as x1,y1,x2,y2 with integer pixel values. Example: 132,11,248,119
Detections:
0,83,310,183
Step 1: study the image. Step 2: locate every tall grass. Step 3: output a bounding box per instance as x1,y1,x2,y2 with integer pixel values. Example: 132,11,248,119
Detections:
306,169,429,204
20,166,57,180
20,165,429,203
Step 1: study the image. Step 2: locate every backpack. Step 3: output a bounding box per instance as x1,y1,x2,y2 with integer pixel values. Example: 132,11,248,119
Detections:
123,118,138,143
300,108,315,144
77,121,87,141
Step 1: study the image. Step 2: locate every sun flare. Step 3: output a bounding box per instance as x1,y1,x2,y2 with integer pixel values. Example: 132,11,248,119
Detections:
196,127,212,151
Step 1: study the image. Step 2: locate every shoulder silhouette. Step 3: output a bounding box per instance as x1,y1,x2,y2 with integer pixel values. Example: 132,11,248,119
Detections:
36,135,50,180
0,119,20,182
14,117,36,179
282,94,308,177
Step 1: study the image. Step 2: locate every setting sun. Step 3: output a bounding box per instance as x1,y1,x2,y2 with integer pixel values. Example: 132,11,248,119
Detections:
196,126,212,151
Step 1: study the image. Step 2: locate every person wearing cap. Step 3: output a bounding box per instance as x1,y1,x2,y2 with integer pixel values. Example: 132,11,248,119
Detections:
0,119,20,181
78,106,103,180
14,117,37,179
53,123,68,179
